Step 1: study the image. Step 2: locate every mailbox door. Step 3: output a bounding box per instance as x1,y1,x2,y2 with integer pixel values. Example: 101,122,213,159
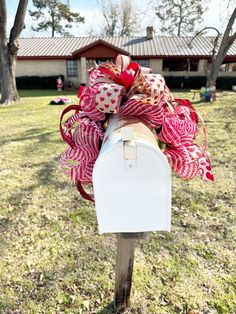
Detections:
93,116,171,234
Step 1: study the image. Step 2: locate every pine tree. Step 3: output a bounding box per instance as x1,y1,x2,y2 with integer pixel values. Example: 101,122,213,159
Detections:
29,0,84,37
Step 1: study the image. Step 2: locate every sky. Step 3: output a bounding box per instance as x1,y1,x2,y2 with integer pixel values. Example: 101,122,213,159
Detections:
6,0,235,37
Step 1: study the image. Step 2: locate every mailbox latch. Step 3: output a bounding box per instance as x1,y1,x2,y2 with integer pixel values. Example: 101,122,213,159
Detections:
121,127,137,169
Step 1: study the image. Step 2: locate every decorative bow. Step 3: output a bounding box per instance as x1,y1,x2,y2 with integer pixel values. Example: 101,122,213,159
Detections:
59,54,214,201
78,54,173,119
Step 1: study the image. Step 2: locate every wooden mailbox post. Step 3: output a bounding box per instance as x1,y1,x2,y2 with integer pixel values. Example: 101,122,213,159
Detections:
93,115,171,310
114,232,148,311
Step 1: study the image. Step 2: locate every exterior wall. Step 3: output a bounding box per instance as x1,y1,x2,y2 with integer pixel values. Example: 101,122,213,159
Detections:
218,72,236,77
16,59,83,88
221,63,236,72
162,58,236,77
162,70,236,77
16,59,67,77
16,58,236,89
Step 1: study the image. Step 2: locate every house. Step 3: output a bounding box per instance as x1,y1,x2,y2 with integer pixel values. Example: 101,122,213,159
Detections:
16,27,236,88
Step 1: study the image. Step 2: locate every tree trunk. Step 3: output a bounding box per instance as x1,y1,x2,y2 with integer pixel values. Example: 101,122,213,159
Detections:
206,58,223,87
206,7,236,87
0,0,28,104
0,45,19,104
206,37,236,87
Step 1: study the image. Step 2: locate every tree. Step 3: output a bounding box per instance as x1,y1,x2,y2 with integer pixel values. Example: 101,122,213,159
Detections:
155,0,207,36
188,7,236,86
101,0,119,36
120,0,138,36
29,0,84,37
0,0,28,104
100,0,139,36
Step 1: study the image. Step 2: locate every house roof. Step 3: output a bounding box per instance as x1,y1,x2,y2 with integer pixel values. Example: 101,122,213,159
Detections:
17,36,236,59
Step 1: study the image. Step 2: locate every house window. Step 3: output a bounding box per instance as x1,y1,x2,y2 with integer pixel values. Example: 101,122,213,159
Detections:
95,58,114,65
66,60,78,77
163,60,198,71
133,59,150,68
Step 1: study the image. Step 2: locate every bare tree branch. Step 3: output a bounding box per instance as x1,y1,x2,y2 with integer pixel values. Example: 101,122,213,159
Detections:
9,0,29,55
155,0,207,36
228,31,236,47
10,0,28,42
99,0,139,36
224,7,236,37
188,27,221,48
187,6,236,86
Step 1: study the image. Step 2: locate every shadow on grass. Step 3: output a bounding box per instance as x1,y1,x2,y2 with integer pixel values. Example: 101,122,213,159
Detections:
36,156,67,187
213,103,236,118
0,300,15,314
0,127,61,149
5,157,67,209
18,89,77,98
97,301,118,314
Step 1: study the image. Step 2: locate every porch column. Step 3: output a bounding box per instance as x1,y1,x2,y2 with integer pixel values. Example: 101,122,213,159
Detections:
80,57,87,85
150,58,163,74
198,59,207,74
227,63,234,72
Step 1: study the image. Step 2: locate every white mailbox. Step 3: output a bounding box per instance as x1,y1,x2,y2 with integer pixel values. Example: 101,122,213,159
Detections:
92,115,171,234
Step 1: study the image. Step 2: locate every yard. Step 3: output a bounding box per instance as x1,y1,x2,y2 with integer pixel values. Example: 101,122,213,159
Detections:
0,90,235,314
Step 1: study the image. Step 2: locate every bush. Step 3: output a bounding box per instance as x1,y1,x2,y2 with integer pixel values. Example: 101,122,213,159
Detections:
15,74,236,90
164,76,236,90
164,76,206,89
216,76,236,90
16,75,65,89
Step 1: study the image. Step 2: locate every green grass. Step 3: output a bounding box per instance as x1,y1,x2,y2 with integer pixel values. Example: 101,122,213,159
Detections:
0,90,235,314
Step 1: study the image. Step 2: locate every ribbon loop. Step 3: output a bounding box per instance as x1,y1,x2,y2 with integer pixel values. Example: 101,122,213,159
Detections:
95,83,125,113
59,54,214,201
116,54,131,72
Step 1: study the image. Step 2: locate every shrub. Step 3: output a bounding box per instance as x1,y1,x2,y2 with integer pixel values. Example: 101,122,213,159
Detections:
15,75,236,90
164,76,206,89
164,76,236,90
216,76,236,90
16,75,65,89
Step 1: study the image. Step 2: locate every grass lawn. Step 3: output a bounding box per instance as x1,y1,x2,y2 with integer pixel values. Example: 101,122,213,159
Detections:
0,89,235,314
